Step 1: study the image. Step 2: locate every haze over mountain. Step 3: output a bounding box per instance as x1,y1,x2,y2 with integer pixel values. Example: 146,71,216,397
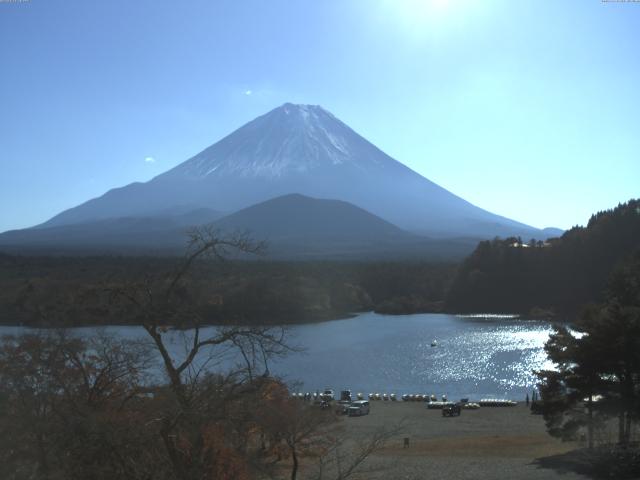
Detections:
37,104,551,236
212,194,478,259
0,103,560,256
0,207,223,255
0,194,478,259
216,194,408,242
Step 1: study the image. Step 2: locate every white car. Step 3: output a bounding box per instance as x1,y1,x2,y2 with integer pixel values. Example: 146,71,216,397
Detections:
348,400,370,416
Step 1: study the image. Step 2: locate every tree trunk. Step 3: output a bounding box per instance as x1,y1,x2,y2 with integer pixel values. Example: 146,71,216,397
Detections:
145,325,190,408
290,444,298,480
36,431,49,480
625,411,632,444
587,395,594,450
161,422,187,480
623,372,634,445
619,412,625,444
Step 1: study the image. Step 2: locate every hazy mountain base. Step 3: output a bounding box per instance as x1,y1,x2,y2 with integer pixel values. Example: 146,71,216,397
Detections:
0,194,480,261
0,255,456,327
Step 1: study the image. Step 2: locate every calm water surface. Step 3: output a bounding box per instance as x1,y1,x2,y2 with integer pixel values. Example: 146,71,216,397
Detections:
0,312,556,401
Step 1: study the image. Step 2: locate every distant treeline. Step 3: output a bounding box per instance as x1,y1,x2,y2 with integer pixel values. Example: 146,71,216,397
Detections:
445,199,640,319
2,199,638,327
0,255,456,327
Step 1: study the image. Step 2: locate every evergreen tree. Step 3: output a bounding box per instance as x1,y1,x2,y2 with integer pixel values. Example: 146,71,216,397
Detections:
536,250,640,448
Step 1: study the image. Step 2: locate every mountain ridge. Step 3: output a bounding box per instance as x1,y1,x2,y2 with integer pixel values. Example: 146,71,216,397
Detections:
18,103,558,244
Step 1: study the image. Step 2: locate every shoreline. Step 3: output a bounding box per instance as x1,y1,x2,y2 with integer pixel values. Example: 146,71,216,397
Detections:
0,309,564,329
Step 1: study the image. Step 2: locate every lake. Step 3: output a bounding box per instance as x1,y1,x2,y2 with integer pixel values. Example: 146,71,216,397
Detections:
0,312,556,401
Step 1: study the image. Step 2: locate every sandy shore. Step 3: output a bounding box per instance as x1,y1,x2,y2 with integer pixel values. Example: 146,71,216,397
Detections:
325,401,590,480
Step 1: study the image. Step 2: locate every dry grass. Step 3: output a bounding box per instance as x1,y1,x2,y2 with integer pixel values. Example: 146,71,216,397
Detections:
380,433,574,458
315,401,591,480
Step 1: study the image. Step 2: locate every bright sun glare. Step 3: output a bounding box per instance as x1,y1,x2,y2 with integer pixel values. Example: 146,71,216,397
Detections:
398,0,455,19
381,0,476,38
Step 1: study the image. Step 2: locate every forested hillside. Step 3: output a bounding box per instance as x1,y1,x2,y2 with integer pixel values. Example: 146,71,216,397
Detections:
0,255,455,327
446,199,640,318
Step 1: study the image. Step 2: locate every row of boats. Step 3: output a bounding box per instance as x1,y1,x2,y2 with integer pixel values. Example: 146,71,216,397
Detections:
292,390,517,407
292,392,443,402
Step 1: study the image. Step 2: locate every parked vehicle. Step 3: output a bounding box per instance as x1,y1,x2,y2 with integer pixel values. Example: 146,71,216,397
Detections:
340,390,352,402
348,400,370,416
442,403,461,417
336,400,351,415
322,388,335,401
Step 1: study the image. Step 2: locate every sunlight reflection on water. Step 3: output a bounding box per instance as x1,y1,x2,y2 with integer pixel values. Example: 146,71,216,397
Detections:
0,312,558,400
270,313,557,400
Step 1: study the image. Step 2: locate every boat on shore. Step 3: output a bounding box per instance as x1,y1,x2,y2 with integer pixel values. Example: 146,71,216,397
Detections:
479,399,517,407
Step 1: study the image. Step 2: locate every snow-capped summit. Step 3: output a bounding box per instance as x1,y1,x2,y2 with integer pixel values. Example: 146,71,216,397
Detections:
35,103,547,240
163,103,386,180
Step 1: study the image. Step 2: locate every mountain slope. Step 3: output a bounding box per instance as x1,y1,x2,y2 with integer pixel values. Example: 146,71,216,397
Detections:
0,194,477,259
0,208,223,254
210,194,477,259
37,103,550,240
214,193,410,241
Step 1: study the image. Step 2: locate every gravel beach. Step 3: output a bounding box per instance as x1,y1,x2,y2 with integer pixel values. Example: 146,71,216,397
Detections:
327,401,590,480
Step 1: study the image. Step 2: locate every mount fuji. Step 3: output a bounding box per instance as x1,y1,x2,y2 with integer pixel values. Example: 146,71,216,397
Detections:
1,103,557,256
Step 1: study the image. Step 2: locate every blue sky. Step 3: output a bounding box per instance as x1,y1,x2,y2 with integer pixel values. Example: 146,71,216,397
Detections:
0,0,638,232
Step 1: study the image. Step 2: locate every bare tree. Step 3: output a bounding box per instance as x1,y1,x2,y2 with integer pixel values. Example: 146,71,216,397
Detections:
108,226,296,479
0,331,159,480
310,422,405,480
257,391,336,480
